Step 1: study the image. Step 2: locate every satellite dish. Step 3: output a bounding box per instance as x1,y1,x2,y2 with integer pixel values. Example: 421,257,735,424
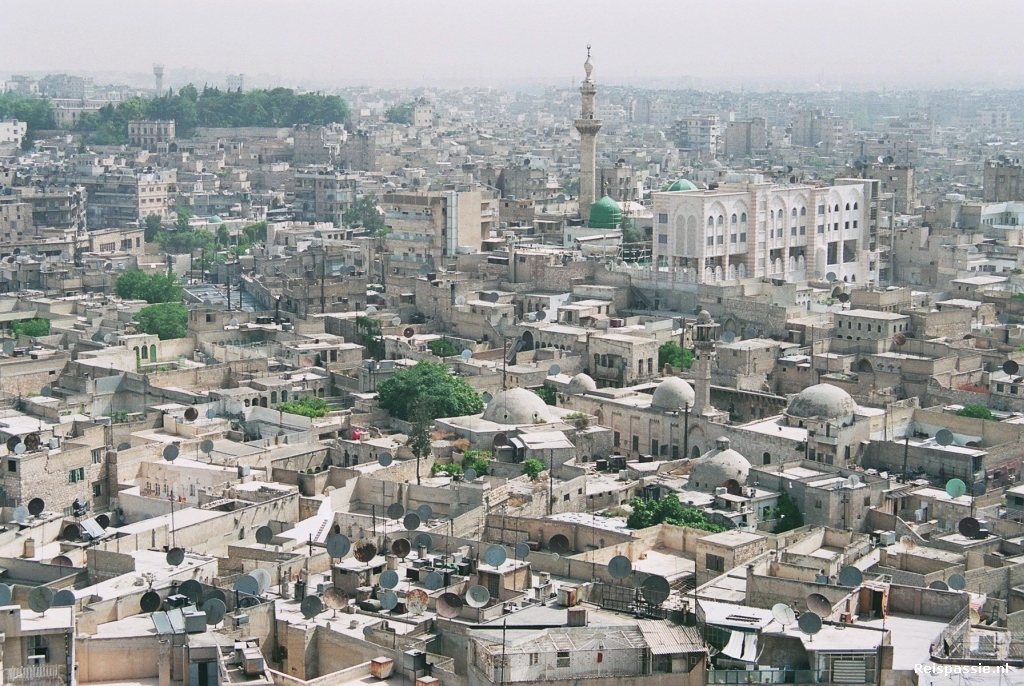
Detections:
484,545,507,567
945,479,967,498
391,317,402,327
162,445,179,462
549,364,561,376
403,512,421,531
140,590,161,613
387,503,405,520
548,534,570,555
846,474,861,488
721,331,736,344
1004,360,1020,376
455,296,467,306
970,608,981,624
958,517,981,538
893,332,907,346
465,585,490,608
423,572,444,590
406,589,428,615
229,318,239,327
179,579,202,602
117,442,131,451
826,272,837,283
928,580,950,591
166,547,185,566
485,292,499,303
514,542,530,560
28,587,54,614
52,589,75,607
326,534,351,559
379,570,399,590
255,526,274,545
300,595,324,619
365,306,377,314
972,481,987,497
837,293,850,303
899,535,917,550
323,588,349,610
353,540,377,563
200,440,214,454
948,573,966,590
416,504,433,522
772,603,796,626
206,589,226,604
403,328,415,339
202,598,226,625
238,596,260,609
535,308,547,321
27,498,45,516
233,574,260,597
838,566,863,587
935,430,955,447
50,555,73,567
12,506,29,524
798,612,822,635
377,453,394,467
13,443,25,455
379,590,398,611
806,593,832,616
184,407,199,422
641,575,670,605
482,392,493,404
252,568,272,594
997,313,1011,325
5,436,19,452
437,592,463,618
391,538,411,558
608,555,632,580
460,349,472,360
463,468,477,481
413,533,432,550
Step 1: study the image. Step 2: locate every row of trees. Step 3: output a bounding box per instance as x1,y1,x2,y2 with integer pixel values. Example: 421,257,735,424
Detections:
74,85,350,143
149,209,267,258
0,94,53,145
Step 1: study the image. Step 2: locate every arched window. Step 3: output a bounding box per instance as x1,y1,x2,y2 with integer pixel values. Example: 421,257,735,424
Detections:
740,212,747,223
707,216,714,226
769,210,774,220
800,207,806,216
791,208,797,217
731,214,737,224
763,452,771,465
717,215,724,225
845,203,850,211
834,204,840,212
141,346,148,359
853,202,859,210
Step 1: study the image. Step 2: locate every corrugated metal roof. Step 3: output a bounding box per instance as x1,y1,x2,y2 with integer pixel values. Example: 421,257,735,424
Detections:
637,620,706,655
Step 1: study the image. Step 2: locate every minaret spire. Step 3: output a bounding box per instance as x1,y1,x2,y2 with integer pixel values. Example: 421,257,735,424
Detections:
575,46,602,223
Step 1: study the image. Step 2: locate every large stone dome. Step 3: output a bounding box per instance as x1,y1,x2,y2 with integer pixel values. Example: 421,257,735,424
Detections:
651,376,695,412
588,195,622,229
665,179,698,192
568,373,597,395
482,387,552,425
688,437,750,491
787,383,856,423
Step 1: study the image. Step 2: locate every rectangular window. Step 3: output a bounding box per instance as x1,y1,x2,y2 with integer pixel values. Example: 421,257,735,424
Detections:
7,460,15,472
852,220,858,228
530,654,539,666
817,225,824,234
845,221,850,230
614,431,620,447
815,499,822,509
706,554,725,572
799,226,806,235
790,226,797,236
716,235,724,244
557,652,571,668
658,234,668,244
998,384,1005,392
632,435,640,451
739,232,746,242
707,236,714,246
93,483,102,497
730,234,737,243
658,213,668,224
92,448,103,464
68,467,85,483
818,205,825,213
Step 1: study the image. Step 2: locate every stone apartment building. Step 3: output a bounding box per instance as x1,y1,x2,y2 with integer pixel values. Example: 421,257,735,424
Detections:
722,117,767,158
652,180,877,286
983,157,1024,202
73,162,177,228
127,120,176,152
669,115,720,157
18,185,87,232
293,168,358,227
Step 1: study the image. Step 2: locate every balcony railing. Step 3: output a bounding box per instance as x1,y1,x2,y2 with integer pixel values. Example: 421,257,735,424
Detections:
5,664,68,686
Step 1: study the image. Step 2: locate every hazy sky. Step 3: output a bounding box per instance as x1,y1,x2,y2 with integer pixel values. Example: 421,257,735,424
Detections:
2,0,1022,89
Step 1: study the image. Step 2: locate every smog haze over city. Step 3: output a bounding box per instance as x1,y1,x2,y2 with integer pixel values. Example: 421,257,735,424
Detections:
2,2,1024,685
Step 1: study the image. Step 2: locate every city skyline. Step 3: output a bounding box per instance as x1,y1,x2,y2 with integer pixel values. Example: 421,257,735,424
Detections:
2,0,1023,90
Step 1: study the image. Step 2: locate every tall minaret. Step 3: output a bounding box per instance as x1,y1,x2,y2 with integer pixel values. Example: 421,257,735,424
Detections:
153,64,164,96
692,310,719,416
575,46,602,223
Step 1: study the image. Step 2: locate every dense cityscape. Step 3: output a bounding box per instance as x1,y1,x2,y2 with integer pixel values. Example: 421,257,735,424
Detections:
0,7,1023,686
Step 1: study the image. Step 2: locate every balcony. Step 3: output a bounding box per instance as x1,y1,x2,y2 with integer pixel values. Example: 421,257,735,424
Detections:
5,664,68,686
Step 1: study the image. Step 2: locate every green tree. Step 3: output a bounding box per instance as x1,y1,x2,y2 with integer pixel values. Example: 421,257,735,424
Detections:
376,360,483,421
134,303,188,340
461,450,490,476
356,316,384,360
343,194,387,235
408,407,433,485
384,102,415,124
532,385,556,406
115,271,182,304
565,412,590,431
11,318,50,337
956,404,993,420
427,339,460,358
658,341,694,370
772,492,804,533
522,458,545,481
278,396,331,418
144,214,163,242
625,494,725,533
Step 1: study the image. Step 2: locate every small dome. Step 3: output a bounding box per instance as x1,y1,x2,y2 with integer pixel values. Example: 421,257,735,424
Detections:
210,215,223,223
666,179,698,192
588,195,622,229
568,373,597,395
688,437,751,491
651,376,695,412
482,387,552,425
697,310,712,323
787,384,856,423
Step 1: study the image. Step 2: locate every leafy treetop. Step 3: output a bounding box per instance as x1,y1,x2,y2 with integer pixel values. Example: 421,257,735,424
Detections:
376,360,483,421
134,303,188,341
625,494,725,533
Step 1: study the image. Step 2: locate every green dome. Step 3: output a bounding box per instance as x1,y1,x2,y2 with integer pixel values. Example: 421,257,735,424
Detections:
210,215,223,223
588,195,622,229
666,179,698,192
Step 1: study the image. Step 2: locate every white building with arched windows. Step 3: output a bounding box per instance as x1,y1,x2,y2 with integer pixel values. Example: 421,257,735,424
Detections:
652,181,878,286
